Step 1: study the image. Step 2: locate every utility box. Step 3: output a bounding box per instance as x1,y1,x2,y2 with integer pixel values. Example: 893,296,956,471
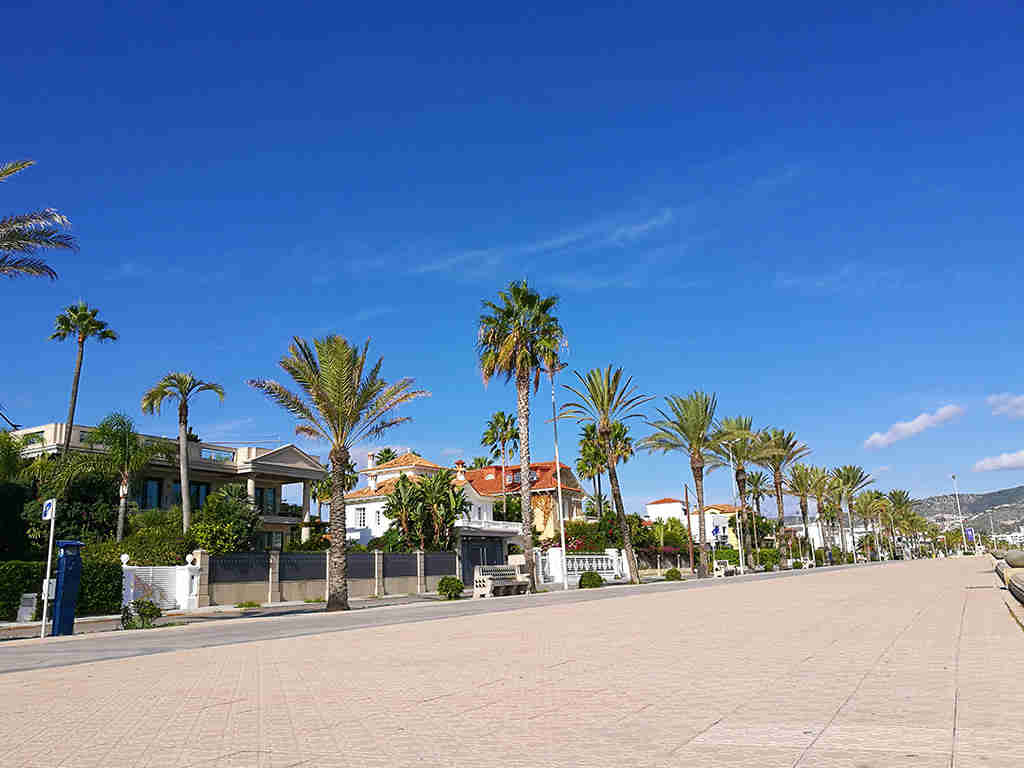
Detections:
51,540,84,636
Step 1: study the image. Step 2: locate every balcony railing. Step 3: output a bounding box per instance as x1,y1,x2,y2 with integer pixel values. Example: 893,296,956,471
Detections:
454,518,522,533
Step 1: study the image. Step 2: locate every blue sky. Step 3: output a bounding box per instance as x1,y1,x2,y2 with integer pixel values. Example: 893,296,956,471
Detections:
5,1,1024,510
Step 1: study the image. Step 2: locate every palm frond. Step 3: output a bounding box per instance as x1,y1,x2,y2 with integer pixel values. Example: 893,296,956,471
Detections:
0,255,57,280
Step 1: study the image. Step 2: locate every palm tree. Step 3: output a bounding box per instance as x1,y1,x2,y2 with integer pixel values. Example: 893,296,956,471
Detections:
785,464,816,561
1,160,77,280
584,492,613,516
562,366,652,584
808,466,837,555
481,411,519,523
477,279,564,591
641,391,719,578
50,302,118,457
709,417,768,566
383,474,423,549
757,429,811,544
469,456,490,469
832,465,874,562
374,447,398,465
888,489,914,558
62,412,175,540
249,335,427,611
870,493,894,559
746,470,769,557
141,373,225,534
0,430,24,483
577,423,607,506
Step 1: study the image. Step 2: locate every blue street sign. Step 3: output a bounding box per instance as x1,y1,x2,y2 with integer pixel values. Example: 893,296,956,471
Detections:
42,498,56,521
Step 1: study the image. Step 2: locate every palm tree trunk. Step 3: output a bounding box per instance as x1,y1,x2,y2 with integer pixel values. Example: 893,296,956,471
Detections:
606,458,639,584
327,446,350,611
735,468,753,567
846,500,857,563
752,496,762,564
691,456,708,577
116,482,128,542
61,338,85,457
800,496,811,563
836,504,847,558
516,372,536,592
501,444,508,521
773,470,785,545
596,473,602,514
178,403,192,534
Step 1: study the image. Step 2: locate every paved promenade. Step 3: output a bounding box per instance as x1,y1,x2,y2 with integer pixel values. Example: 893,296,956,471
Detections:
1,557,1019,767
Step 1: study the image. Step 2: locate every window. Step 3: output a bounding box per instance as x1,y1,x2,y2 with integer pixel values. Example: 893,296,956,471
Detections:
172,482,211,509
254,487,276,515
356,507,366,528
79,430,92,444
138,479,162,510
375,510,381,527
200,447,235,462
21,432,44,445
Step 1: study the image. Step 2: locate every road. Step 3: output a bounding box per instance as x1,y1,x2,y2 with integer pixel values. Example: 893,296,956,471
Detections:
0,557,1019,767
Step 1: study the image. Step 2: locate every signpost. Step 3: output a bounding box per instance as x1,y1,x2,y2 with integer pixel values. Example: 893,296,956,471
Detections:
40,498,57,638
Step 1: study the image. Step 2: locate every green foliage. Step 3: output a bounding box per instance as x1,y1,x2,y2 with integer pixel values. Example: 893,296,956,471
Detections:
664,567,682,581
235,601,260,609
0,560,45,621
84,509,188,565
121,599,162,629
792,559,804,569
76,561,122,616
563,519,611,552
365,526,407,552
437,576,464,600
286,534,330,552
21,471,119,556
382,471,465,551
713,547,740,565
0,481,31,560
754,548,781,570
578,571,604,589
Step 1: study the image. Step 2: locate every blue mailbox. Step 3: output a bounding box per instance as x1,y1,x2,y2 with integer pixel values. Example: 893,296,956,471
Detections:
51,540,84,636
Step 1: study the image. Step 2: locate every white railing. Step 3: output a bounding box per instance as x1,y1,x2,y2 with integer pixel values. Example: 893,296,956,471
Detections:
121,554,200,610
454,518,523,533
565,554,620,579
536,548,625,584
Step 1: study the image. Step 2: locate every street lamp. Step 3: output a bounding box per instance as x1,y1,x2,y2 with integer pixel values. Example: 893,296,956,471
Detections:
546,362,569,590
721,440,746,575
952,474,967,555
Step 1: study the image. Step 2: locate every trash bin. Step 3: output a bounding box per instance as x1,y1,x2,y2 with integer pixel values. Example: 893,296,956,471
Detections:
51,540,84,636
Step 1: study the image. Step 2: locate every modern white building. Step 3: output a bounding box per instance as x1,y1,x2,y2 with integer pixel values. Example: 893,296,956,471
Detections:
644,498,740,549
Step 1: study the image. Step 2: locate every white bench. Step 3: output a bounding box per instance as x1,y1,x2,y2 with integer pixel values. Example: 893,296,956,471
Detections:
473,564,528,598
713,560,731,578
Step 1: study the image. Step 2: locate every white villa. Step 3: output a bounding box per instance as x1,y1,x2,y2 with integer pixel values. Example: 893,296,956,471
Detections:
340,451,584,583
13,422,326,550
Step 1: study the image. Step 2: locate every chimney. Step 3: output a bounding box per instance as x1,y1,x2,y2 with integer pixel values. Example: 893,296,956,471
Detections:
367,451,376,469
455,459,466,482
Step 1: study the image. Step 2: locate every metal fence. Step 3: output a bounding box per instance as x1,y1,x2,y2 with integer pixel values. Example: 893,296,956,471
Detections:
383,552,417,578
280,553,326,581
209,553,270,583
346,552,373,579
424,551,456,576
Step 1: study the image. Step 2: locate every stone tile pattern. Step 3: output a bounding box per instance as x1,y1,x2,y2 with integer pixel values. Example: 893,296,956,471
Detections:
0,558,1020,767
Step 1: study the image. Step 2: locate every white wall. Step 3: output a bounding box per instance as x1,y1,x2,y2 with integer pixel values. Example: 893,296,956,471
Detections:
344,484,498,545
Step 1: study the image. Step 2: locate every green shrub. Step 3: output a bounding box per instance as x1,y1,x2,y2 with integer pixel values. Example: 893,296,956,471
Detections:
77,561,123,617
286,534,330,551
664,567,682,581
0,561,45,621
792,559,804,569
121,599,161,630
754,548,781,570
713,547,740,565
189,519,250,556
578,571,604,589
437,576,464,600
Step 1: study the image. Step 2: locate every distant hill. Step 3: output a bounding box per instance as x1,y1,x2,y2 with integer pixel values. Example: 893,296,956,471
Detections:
913,484,1024,532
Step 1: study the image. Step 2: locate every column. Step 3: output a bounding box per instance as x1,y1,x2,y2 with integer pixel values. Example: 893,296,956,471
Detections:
267,550,281,604
192,549,211,608
416,549,426,594
301,481,312,543
246,476,256,506
374,549,383,597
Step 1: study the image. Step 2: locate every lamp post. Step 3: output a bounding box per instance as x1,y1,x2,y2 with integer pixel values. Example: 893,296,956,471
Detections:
546,362,569,590
952,474,967,555
721,440,745,575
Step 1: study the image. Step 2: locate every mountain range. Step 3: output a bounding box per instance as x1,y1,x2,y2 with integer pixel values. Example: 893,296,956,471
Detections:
912,484,1024,533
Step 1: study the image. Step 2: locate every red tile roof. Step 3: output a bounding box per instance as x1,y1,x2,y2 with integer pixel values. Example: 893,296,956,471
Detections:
462,462,582,497
648,497,683,505
361,452,441,473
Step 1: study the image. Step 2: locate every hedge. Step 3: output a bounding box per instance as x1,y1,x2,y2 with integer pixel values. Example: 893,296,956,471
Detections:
0,560,123,622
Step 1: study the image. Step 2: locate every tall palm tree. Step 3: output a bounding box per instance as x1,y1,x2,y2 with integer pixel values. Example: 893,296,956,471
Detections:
62,412,175,540
50,302,118,457
249,335,427,611
808,466,837,554
785,463,816,561
477,279,564,591
746,470,769,556
373,447,398,465
709,416,768,565
562,366,651,584
481,411,519,522
870,492,894,559
577,423,607,505
641,391,719,577
888,489,914,558
832,465,874,562
1,160,77,280
757,429,811,544
141,373,225,534
469,456,490,469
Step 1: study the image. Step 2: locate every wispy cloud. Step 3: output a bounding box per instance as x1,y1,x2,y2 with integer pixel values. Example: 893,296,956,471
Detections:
440,447,464,457
411,209,678,277
864,404,964,449
775,262,903,295
875,465,891,473
195,418,258,442
987,393,1024,419
974,449,1024,472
